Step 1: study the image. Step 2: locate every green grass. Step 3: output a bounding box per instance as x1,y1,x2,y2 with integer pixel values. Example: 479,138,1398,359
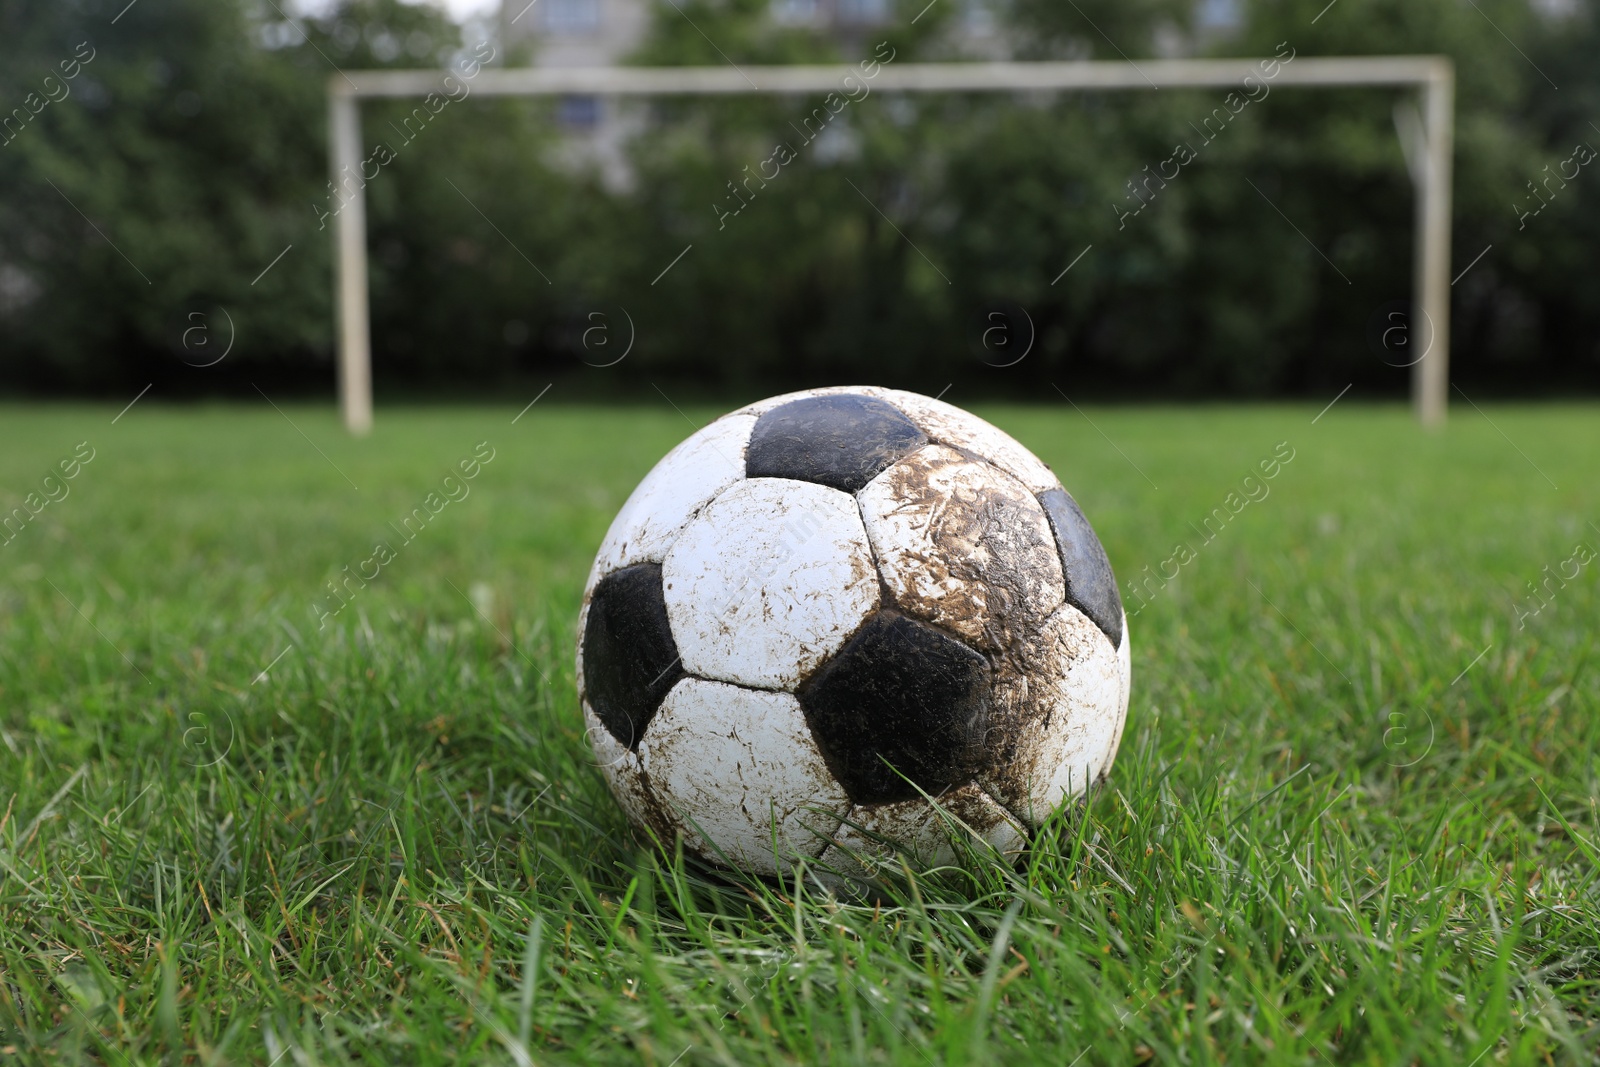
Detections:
1,400,1597,1065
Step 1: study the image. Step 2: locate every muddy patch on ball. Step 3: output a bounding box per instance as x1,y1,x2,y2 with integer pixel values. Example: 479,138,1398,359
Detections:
859,445,1065,656
978,605,1124,828
819,782,1026,879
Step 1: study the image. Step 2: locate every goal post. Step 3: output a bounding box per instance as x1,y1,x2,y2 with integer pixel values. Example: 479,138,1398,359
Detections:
328,56,1454,434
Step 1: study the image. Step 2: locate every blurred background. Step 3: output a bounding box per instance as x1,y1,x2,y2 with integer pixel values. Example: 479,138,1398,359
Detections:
1,0,1597,404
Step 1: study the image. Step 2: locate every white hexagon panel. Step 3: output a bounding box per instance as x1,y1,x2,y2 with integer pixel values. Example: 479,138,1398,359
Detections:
640,678,851,873
588,413,756,583
662,478,879,690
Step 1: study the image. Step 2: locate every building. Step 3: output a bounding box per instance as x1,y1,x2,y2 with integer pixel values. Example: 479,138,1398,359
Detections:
497,0,653,189
496,0,1017,188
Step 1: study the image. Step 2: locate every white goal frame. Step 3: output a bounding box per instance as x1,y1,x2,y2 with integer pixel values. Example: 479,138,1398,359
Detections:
328,56,1454,433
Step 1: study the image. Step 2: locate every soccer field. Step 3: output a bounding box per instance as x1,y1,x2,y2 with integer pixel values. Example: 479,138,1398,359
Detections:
1,401,1596,1064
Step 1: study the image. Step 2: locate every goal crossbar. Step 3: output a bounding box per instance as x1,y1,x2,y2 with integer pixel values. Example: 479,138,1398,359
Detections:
328,56,1454,431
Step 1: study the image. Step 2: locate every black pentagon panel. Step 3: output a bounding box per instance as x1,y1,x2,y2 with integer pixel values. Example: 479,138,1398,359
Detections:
582,563,682,750
746,394,928,494
798,610,992,805
1038,488,1124,649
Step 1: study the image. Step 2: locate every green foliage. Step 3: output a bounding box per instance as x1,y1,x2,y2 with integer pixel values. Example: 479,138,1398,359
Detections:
0,0,332,389
1,401,1597,1062
0,0,1597,396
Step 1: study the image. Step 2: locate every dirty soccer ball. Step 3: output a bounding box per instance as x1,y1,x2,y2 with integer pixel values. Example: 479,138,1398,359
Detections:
578,387,1130,879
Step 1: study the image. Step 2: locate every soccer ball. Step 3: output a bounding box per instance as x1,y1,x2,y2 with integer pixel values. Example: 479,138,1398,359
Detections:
578,387,1130,879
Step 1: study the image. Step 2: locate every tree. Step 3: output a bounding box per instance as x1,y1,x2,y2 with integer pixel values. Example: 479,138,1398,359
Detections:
0,0,330,393
1,0,1595,398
